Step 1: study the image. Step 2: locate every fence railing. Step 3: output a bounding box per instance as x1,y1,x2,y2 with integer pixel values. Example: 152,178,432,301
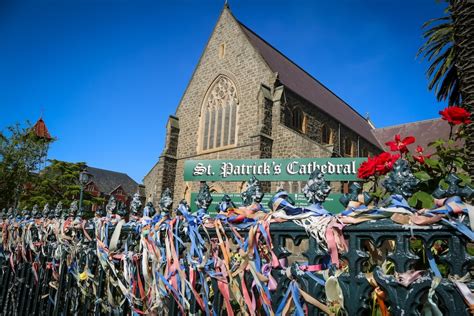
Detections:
1,215,472,316
1,167,473,315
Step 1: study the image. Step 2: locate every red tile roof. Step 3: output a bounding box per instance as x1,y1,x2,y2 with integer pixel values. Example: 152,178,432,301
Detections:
372,118,456,154
32,118,52,140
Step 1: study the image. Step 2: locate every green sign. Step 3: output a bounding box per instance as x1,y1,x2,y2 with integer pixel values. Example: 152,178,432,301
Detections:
190,192,345,215
184,158,364,182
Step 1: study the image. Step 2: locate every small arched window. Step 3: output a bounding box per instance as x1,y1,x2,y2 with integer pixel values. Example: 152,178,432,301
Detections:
289,107,305,132
201,76,238,151
321,124,332,144
361,148,369,157
343,139,355,157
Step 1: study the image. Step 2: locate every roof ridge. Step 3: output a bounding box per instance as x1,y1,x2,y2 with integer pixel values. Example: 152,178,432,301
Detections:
236,20,371,124
375,118,442,130
173,5,231,117
86,166,138,185
87,166,129,176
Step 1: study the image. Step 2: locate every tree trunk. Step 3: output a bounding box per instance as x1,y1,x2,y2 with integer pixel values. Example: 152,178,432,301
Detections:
451,0,474,177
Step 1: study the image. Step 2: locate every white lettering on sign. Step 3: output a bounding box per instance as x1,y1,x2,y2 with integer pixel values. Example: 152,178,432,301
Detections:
193,163,213,176
191,160,357,179
193,163,207,176
286,161,298,175
273,163,281,175
220,162,275,178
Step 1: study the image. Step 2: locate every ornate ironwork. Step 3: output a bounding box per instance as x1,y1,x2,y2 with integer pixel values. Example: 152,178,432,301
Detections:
22,207,31,219
117,205,128,217
130,193,142,216
42,203,50,218
106,196,116,216
30,204,39,218
54,202,63,218
302,170,331,204
241,176,264,206
143,201,156,217
216,194,235,212
339,182,372,207
1,193,473,315
195,182,212,211
383,159,419,198
159,188,173,216
433,173,474,199
69,200,78,218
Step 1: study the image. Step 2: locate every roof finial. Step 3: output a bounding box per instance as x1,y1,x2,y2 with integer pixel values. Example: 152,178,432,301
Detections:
32,115,52,140
224,0,229,9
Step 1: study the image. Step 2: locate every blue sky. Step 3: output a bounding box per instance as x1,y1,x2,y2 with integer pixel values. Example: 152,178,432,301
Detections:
0,0,448,182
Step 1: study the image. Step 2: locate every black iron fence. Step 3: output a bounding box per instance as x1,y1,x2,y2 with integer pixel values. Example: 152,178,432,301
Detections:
1,216,473,316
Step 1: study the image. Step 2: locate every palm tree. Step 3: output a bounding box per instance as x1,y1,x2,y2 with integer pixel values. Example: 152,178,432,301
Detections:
451,0,474,112
417,2,460,105
451,0,474,178
419,0,474,177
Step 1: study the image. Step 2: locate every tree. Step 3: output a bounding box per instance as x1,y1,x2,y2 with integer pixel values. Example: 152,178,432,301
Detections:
417,1,461,105
451,0,474,177
0,122,53,208
20,160,105,218
418,0,474,177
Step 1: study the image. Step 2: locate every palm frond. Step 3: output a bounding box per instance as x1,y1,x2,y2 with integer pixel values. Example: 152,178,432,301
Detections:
417,2,460,104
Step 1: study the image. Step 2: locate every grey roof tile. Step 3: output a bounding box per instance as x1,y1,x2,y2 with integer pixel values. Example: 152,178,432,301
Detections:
237,20,381,148
86,166,139,196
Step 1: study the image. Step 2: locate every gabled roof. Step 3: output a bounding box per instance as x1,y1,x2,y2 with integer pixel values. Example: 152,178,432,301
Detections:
32,117,52,140
237,20,381,148
86,166,139,196
373,118,454,154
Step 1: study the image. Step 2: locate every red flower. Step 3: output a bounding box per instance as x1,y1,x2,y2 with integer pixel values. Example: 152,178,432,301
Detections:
357,152,400,179
357,156,377,179
439,106,471,125
375,152,400,175
413,146,431,164
385,134,416,154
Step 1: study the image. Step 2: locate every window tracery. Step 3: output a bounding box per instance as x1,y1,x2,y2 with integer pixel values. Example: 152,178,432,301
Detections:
201,76,238,151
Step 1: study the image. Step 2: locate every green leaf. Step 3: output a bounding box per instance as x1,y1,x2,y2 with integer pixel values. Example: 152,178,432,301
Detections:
408,195,418,207
428,139,445,148
439,179,449,190
414,171,432,182
458,173,472,185
424,158,439,168
413,191,434,209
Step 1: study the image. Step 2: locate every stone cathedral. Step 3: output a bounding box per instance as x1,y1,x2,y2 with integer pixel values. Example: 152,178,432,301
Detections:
143,5,386,206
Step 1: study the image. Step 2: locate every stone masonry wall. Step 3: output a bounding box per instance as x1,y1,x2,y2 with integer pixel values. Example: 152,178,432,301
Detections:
168,8,276,204
281,90,381,157
144,7,382,206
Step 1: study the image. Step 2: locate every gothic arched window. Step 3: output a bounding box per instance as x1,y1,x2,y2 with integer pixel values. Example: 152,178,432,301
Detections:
321,124,332,144
201,76,238,151
361,148,369,157
288,107,305,132
343,138,355,157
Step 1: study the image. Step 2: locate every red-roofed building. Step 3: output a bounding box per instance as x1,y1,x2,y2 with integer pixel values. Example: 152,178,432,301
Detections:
373,118,458,154
84,166,145,212
32,117,52,140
